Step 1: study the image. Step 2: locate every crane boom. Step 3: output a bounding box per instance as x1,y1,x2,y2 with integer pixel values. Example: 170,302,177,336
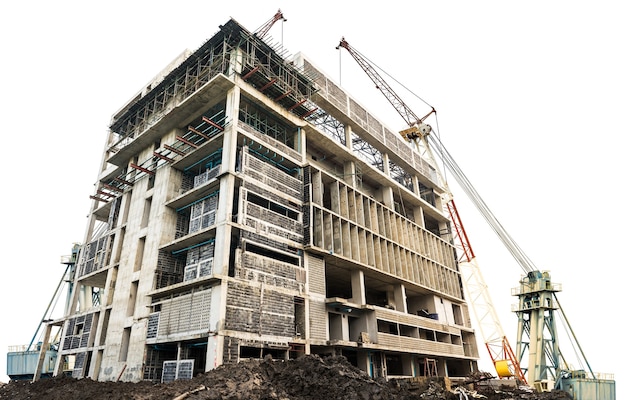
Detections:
254,9,286,39
338,37,527,383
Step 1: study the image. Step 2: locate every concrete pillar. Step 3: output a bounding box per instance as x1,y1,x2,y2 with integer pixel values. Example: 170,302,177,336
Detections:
344,160,356,187
411,175,419,196
350,269,366,305
382,152,390,176
380,186,394,209
213,85,239,275
414,206,425,228
213,176,234,276
345,125,353,151
206,284,224,370
298,127,306,156
223,86,241,174
393,284,407,313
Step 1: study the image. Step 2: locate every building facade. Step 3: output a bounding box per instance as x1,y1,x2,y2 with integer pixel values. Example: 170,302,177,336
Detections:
52,18,479,382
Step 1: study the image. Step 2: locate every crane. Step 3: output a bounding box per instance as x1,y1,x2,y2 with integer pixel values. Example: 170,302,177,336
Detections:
336,37,527,384
254,9,286,40
337,38,615,397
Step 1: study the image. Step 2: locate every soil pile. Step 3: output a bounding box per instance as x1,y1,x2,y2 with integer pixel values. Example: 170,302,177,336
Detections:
0,355,572,400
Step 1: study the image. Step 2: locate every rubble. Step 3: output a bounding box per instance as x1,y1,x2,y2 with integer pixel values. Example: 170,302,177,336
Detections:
0,355,573,400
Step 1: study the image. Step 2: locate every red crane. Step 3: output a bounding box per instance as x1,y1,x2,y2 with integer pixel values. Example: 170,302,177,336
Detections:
337,37,527,384
254,9,287,39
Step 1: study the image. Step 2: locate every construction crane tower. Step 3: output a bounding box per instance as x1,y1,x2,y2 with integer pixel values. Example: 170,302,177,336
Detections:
337,37,616,398
337,37,526,384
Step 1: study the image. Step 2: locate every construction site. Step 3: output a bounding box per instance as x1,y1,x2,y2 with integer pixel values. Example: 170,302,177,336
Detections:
3,10,616,400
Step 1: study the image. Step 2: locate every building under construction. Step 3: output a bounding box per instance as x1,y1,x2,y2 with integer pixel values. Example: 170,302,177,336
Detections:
47,16,480,382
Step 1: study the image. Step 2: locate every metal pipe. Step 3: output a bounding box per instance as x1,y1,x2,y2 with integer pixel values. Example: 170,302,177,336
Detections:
27,264,70,351
554,294,596,380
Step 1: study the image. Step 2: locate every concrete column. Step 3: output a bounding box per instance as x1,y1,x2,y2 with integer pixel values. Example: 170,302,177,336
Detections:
382,152,390,175
213,86,239,276
228,48,243,76
341,314,350,341
311,170,323,205
350,269,366,305
78,285,92,312
213,175,234,275
206,284,224,370
298,127,306,156
345,125,353,151
411,175,420,196
223,86,241,174
414,206,425,228
344,161,356,187
393,284,407,313
380,186,394,209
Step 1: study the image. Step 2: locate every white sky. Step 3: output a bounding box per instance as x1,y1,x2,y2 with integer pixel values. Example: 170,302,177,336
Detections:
0,0,623,384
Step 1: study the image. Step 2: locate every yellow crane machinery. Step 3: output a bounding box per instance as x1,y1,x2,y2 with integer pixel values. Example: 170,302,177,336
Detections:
337,38,615,399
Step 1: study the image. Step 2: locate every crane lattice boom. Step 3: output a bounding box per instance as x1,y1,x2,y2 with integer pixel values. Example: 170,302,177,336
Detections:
338,37,528,384
254,9,286,39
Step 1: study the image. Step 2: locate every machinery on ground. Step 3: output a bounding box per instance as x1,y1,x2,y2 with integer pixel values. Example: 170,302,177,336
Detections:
337,38,615,399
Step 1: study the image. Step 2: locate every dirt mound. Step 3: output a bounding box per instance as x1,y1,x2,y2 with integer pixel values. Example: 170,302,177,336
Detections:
0,355,571,400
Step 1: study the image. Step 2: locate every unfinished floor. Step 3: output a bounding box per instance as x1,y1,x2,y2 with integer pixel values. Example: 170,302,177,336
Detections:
48,17,480,382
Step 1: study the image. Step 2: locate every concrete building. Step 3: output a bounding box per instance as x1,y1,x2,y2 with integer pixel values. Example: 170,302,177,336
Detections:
52,17,479,382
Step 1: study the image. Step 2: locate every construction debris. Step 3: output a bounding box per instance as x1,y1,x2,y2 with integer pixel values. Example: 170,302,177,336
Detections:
0,355,573,400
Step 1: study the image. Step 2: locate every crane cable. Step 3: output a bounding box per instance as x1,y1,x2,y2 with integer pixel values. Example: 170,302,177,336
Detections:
427,116,536,275
337,38,536,275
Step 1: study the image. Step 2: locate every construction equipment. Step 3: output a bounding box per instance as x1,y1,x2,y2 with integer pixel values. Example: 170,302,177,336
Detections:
6,245,78,381
337,38,615,398
254,9,286,40
337,37,526,385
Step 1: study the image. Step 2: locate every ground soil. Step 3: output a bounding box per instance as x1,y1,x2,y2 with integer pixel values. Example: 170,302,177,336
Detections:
0,355,572,400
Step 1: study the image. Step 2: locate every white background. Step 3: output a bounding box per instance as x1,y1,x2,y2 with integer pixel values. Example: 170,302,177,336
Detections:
0,0,622,385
